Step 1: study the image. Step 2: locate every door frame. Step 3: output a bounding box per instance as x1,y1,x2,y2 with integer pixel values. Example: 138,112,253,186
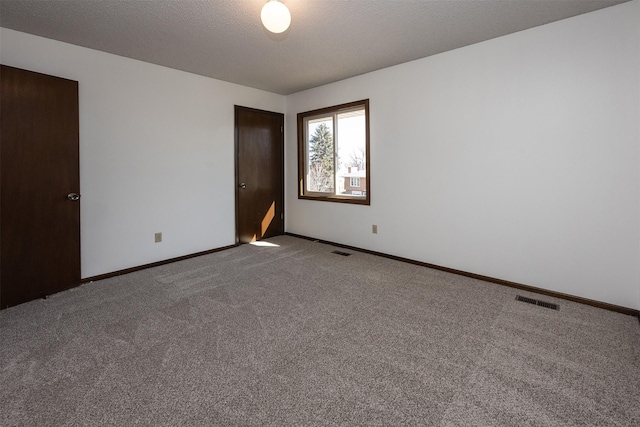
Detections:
234,105,285,244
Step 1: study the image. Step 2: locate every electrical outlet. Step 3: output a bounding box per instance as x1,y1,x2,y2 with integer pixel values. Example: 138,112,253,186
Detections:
155,232,162,243
372,224,378,234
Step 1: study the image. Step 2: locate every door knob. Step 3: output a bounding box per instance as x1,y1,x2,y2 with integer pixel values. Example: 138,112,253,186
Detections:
67,193,81,201
239,183,247,189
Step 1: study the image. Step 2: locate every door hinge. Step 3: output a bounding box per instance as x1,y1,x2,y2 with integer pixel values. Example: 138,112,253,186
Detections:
281,213,284,220
281,126,283,133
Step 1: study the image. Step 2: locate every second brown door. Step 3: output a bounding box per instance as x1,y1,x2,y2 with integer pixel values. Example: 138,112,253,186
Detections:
235,106,284,244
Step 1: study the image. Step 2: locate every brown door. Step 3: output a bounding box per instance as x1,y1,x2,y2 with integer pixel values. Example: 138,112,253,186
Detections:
1,65,81,309
235,106,284,244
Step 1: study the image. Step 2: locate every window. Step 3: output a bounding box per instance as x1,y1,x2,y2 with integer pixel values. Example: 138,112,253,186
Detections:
297,99,370,204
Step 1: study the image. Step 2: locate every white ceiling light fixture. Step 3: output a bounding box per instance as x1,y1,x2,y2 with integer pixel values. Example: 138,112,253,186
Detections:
261,0,291,34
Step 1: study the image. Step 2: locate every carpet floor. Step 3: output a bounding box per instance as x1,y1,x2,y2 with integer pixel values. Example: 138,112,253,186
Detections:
1,235,639,426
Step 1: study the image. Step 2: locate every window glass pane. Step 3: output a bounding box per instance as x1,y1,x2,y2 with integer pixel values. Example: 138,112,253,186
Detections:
306,117,334,193
336,109,366,197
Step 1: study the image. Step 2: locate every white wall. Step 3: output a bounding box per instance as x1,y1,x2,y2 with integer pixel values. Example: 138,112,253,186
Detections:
0,28,285,278
286,1,640,309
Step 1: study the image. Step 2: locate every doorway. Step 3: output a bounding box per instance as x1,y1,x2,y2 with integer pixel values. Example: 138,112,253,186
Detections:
235,106,284,244
1,65,81,309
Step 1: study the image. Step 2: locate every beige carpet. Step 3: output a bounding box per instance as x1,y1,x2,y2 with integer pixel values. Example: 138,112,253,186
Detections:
1,235,639,426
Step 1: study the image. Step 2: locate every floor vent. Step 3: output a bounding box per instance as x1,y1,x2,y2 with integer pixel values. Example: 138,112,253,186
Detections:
516,295,559,310
331,250,351,256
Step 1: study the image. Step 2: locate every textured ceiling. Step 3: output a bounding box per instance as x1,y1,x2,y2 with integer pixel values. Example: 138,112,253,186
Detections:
0,0,630,94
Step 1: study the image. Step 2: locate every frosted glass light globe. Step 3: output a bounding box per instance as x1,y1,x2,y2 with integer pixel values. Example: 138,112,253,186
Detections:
261,0,291,34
